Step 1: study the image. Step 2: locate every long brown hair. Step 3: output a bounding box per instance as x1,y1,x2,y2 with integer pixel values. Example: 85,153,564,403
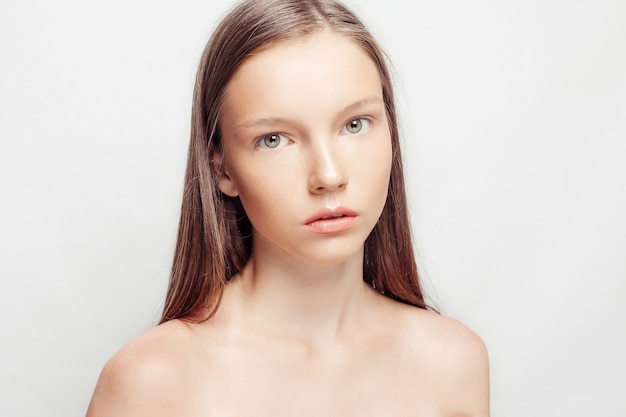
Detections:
161,0,429,323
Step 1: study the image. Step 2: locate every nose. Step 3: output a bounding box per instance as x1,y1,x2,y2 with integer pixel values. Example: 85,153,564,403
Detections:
307,139,348,194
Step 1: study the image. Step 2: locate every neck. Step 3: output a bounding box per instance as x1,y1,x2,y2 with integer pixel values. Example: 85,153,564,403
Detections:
223,246,374,343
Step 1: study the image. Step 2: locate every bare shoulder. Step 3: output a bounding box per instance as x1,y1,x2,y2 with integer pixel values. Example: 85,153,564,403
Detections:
86,320,195,417
394,305,490,416
404,307,487,360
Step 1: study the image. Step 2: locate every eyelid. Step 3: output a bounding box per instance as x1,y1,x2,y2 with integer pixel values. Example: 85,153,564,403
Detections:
340,116,373,135
254,132,290,150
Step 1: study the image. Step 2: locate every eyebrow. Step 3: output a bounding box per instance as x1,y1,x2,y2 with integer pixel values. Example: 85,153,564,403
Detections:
234,95,384,133
341,95,384,114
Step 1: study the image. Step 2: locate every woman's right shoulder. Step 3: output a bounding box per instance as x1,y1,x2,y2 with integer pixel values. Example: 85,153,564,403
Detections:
86,319,197,417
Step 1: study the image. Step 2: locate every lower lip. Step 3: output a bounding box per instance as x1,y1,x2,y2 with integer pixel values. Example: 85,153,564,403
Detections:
304,216,358,234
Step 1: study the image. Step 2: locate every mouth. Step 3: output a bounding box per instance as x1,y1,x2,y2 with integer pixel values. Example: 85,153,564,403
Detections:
305,207,358,224
304,208,358,234
318,214,348,220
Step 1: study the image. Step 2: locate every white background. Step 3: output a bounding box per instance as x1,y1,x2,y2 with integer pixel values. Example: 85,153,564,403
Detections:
1,0,624,415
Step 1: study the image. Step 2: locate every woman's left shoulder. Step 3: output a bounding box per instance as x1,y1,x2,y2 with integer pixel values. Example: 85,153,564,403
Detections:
392,304,490,414
403,306,488,360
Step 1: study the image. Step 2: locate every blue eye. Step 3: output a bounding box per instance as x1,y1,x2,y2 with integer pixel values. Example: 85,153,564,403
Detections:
343,118,370,134
257,133,288,149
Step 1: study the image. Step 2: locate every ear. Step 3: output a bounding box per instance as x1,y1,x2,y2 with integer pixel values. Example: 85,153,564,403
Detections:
212,149,239,197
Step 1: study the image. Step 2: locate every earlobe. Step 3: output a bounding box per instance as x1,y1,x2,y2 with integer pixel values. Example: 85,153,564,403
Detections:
213,151,239,197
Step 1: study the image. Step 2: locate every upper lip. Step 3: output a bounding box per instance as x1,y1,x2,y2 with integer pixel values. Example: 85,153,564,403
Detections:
304,206,358,225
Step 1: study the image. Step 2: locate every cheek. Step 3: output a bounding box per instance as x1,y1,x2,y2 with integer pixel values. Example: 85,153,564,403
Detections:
374,153,393,204
358,136,393,190
229,165,297,228
366,139,393,216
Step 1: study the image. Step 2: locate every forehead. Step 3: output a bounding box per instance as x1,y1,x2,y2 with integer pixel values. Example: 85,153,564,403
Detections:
220,30,383,129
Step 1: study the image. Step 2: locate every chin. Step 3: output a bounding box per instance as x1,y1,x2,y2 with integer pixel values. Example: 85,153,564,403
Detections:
296,243,365,267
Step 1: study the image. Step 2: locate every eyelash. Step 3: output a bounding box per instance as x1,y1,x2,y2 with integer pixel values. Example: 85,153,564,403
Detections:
256,133,289,150
341,117,372,135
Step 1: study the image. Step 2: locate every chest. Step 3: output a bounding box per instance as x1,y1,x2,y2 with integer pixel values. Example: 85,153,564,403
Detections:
183,345,443,417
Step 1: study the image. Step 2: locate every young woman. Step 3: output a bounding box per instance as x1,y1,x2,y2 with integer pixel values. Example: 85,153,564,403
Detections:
87,1,489,415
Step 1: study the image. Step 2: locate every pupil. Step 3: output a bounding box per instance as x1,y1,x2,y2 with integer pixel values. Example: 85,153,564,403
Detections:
348,119,361,133
264,134,279,148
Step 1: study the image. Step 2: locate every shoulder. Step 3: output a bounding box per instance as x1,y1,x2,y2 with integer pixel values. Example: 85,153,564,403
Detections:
396,306,490,415
405,307,488,360
86,320,196,417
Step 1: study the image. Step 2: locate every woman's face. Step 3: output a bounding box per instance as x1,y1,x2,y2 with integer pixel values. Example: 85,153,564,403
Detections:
218,30,392,265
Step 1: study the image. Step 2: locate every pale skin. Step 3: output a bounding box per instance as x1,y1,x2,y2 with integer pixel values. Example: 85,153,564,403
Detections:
86,30,489,417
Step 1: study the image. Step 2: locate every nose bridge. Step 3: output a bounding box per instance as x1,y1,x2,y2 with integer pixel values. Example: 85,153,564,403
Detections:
308,136,347,193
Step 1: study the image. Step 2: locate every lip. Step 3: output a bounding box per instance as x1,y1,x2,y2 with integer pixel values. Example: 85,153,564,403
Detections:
304,206,359,234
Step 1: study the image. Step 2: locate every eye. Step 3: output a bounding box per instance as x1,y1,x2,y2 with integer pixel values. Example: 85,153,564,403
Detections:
343,118,371,135
257,133,288,150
